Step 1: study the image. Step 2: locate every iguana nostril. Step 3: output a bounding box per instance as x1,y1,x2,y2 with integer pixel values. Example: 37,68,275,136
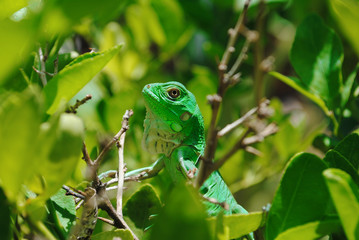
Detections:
146,85,151,89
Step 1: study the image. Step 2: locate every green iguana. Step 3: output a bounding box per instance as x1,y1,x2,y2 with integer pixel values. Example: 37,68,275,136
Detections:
125,81,253,239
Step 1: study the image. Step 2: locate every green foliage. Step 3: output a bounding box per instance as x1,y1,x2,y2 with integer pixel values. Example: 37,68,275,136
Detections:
123,184,162,230
0,0,358,239
323,168,359,240
148,184,212,240
265,153,330,240
44,45,122,114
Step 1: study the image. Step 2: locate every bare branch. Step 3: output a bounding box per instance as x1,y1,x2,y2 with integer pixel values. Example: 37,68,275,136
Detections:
217,106,259,137
62,185,85,199
202,195,229,210
116,110,132,217
98,217,114,226
94,110,133,167
66,94,93,114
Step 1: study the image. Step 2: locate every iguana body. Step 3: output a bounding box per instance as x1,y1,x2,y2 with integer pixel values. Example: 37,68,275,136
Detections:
125,82,252,238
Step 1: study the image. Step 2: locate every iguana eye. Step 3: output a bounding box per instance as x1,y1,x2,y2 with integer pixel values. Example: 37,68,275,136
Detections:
167,88,180,99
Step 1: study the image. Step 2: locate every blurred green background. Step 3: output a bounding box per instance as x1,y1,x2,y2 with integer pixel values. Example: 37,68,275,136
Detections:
0,0,358,237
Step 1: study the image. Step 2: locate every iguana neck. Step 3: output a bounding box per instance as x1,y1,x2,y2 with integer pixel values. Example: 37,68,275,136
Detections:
142,107,205,157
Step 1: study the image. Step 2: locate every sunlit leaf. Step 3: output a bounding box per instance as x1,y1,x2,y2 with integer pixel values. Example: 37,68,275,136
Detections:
275,218,342,240
0,88,42,201
207,211,263,239
92,229,134,240
329,0,359,56
43,44,122,114
323,168,359,240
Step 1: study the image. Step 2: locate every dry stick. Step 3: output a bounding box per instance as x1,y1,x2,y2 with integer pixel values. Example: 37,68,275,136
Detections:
66,94,92,114
217,106,258,137
38,47,47,86
94,110,133,168
195,0,252,188
116,110,133,217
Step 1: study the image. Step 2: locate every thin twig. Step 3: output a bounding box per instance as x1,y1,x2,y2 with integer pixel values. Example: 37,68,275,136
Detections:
66,95,93,114
202,195,229,210
98,217,114,226
116,110,132,217
38,47,47,86
62,185,85,199
94,110,134,167
217,106,259,137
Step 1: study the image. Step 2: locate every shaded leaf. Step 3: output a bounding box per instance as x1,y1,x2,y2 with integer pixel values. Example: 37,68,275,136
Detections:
265,153,329,240
48,189,76,238
37,113,84,199
323,150,359,186
43,45,122,114
123,184,162,230
323,168,359,240
334,133,359,170
149,184,212,240
290,15,343,111
0,188,11,240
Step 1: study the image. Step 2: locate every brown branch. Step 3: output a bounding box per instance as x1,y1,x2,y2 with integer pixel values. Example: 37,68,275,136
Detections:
66,94,92,114
217,106,259,137
62,185,85,199
98,217,114,226
93,110,133,167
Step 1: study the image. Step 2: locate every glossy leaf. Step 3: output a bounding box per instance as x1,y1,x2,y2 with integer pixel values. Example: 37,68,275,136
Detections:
323,168,359,240
123,184,162,230
275,217,342,240
334,133,359,170
0,88,42,201
43,44,122,114
207,211,263,239
265,153,329,240
323,150,359,186
290,15,343,111
48,189,76,238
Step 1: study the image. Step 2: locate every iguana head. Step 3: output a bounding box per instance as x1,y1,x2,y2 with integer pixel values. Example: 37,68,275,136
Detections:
142,81,205,156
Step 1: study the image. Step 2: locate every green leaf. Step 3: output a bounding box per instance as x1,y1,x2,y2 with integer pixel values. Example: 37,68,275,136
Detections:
323,168,359,240
0,88,42,201
149,184,212,240
290,14,343,111
37,113,84,199
323,150,359,186
269,72,331,117
328,0,359,56
43,44,122,114
0,188,11,240
334,133,359,170
92,229,133,240
0,18,38,85
341,65,358,109
48,189,76,238
266,153,329,240
123,184,162,230
207,211,263,239
275,218,342,240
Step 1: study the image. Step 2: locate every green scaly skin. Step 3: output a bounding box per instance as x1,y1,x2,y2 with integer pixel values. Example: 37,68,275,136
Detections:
125,82,253,239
